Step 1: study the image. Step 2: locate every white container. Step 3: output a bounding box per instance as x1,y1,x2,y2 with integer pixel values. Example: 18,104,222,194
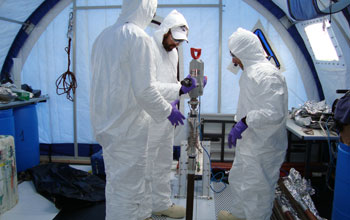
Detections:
0,135,18,214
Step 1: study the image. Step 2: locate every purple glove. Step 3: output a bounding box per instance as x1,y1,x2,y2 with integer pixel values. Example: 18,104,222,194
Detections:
180,74,197,94
228,119,248,148
167,99,186,126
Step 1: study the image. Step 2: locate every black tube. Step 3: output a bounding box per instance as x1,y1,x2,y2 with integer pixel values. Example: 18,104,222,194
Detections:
186,173,195,220
336,89,349,94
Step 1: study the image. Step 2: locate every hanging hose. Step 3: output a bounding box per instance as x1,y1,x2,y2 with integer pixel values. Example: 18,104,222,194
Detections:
55,12,77,101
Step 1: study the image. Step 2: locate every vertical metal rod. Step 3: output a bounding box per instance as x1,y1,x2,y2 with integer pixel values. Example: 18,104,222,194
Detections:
186,171,195,220
73,0,78,158
218,0,223,113
186,107,200,220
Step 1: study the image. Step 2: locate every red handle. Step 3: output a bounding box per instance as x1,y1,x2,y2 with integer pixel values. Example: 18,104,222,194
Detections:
191,48,201,59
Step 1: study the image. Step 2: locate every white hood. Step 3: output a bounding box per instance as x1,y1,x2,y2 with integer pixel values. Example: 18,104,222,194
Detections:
116,0,157,30
153,9,189,46
228,27,267,68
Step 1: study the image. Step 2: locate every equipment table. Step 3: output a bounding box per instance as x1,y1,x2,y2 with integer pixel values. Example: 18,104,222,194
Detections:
0,96,48,110
286,117,339,179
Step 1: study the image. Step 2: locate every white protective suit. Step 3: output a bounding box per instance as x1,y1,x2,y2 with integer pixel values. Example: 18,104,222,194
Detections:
147,10,189,212
90,0,173,219
227,28,288,220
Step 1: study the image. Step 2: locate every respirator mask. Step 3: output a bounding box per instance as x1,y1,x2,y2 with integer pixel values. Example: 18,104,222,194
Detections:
227,62,240,75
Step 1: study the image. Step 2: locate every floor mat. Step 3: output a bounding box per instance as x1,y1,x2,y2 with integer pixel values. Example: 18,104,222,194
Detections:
212,182,234,219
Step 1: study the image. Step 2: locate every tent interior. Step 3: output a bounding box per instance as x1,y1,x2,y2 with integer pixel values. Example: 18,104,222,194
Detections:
0,0,349,219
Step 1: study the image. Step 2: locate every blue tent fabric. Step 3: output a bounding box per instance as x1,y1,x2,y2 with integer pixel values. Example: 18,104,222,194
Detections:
257,0,285,19
343,5,350,27
287,0,350,21
0,0,60,83
287,0,323,21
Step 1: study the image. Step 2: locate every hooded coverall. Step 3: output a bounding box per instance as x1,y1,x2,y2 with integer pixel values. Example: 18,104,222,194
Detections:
90,0,173,219
227,28,289,220
147,10,189,213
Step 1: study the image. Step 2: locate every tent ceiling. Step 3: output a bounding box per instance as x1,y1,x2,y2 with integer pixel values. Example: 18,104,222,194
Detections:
1,0,349,99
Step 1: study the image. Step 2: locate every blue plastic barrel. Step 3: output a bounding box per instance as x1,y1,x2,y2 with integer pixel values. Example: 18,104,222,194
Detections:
0,109,15,137
332,142,350,220
13,104,39,172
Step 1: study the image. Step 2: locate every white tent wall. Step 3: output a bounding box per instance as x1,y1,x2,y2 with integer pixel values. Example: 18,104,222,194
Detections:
2,0,348,147
75,7,123,143
22,3,76,144
21,2,123,144
20,0,310,144
21,1,221,144
0,0,44,73
164,6,220,114
76,0,122,6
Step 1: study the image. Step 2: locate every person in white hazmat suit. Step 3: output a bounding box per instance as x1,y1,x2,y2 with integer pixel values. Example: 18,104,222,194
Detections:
89,1,186,220
146,10,191,219
218,28,288,220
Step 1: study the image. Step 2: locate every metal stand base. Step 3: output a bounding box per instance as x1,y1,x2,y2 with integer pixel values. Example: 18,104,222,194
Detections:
176,140,211,200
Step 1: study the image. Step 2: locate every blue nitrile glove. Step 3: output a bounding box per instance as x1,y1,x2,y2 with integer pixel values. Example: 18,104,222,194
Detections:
228,118,248,148
167,99,186,126
180,74,197,94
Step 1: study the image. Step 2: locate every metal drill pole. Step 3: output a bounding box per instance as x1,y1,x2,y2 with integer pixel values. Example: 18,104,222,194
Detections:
186,159,195,220
186,99,199,220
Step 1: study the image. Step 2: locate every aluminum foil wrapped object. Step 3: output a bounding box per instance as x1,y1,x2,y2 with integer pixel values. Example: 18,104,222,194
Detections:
303,100,332,115
291,100,334,129
291,100,331,117
283,168,327,220
275,187,301,220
